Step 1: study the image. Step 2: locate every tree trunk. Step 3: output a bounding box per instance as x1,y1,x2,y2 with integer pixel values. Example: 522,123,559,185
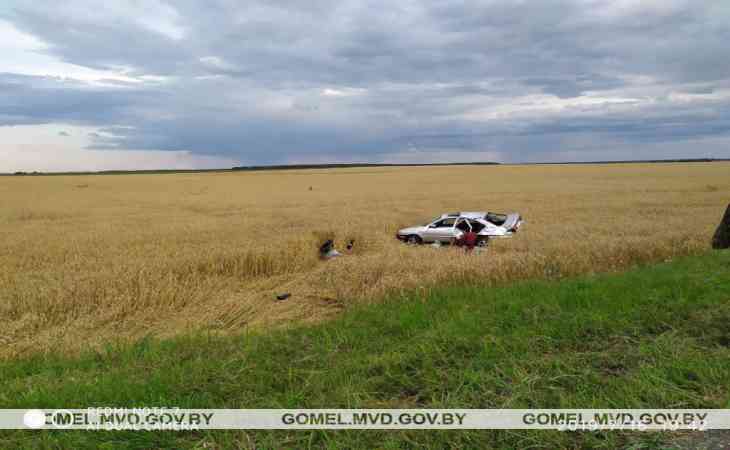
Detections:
712,204,730,249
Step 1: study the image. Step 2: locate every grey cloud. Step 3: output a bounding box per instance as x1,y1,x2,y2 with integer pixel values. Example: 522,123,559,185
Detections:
523,75,626,99
7,10,189,75
0,73,163,126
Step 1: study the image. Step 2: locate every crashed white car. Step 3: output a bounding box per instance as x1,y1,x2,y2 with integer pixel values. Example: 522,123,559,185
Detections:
396,211,522,246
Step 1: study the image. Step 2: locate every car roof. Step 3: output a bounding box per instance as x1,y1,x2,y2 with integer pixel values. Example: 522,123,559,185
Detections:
440,211,487,219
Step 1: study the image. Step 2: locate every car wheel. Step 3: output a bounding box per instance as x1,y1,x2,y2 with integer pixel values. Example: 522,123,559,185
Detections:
476,237,490,247
407,235,422,245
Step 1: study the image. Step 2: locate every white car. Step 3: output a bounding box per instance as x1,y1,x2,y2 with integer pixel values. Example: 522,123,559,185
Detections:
396,211,522,246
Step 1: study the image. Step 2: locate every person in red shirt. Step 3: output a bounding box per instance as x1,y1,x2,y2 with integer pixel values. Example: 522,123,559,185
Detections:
454,219,478,252
463,229,477,252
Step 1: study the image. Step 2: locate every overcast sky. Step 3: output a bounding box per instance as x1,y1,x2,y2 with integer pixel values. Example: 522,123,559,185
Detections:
1,0,729,171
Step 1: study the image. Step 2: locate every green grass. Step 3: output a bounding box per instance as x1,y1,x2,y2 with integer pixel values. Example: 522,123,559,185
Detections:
2,251,730,449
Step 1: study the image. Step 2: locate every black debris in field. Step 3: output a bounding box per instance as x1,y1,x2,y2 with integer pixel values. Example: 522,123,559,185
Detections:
712,204,730,249
319,239,342,259
320,239,334,255
276,293,291,301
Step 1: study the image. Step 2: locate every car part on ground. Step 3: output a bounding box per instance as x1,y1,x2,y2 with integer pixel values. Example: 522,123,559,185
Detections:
319,239,343,259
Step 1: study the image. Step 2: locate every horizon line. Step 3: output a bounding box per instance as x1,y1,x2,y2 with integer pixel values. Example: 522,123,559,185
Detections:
3,157,729,176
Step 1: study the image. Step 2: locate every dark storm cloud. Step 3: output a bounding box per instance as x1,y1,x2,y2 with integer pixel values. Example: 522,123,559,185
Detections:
0,73,163,126
6,5,189,74
2,0,730,165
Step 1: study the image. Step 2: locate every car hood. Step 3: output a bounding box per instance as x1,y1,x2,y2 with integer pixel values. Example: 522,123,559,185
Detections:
398,226,425,235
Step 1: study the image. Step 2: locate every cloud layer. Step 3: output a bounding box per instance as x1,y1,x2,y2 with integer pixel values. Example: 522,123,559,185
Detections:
1,0,730,170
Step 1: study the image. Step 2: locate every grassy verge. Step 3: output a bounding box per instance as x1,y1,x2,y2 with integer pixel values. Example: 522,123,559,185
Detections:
2,251,730,449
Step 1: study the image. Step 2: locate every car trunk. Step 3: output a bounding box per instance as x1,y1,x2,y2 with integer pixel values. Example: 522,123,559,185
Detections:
503,213,521,231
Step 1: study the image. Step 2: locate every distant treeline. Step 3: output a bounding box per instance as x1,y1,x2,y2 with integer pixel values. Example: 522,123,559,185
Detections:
4,162,500,176
230,162,500,171
3,158,728,176
526,158,730,165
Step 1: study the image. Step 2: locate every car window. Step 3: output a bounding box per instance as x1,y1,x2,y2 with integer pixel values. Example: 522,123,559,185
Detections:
456,219,471,232
485,212,507,225
433,218,456,227
469,220,485,232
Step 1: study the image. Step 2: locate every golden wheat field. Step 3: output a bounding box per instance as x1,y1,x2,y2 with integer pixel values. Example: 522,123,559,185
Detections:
1,163,728,357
